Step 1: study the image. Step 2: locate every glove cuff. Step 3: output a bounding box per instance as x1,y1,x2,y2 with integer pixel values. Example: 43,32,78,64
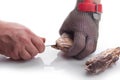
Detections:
77,0,102,13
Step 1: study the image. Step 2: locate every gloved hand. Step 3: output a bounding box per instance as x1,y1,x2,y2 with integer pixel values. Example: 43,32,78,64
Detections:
0,21,45,60
59,9,101,59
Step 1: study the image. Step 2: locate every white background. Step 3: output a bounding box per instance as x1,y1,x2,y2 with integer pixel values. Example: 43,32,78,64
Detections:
0,0,120,80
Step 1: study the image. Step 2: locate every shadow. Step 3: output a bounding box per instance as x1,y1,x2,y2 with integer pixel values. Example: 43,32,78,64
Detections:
0,55,44,69
0,47,119,80
50,51,88,76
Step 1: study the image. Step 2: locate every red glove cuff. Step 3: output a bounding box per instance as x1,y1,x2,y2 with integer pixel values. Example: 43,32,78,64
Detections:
78,0,102,13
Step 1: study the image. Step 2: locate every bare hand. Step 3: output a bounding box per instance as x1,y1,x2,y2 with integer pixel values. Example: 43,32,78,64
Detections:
0,21,45,60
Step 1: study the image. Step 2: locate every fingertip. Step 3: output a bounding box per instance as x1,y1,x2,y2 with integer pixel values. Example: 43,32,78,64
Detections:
40,37,46,43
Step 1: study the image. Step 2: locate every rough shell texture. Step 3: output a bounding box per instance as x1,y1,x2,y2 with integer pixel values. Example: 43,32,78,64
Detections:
85,47,120,74
51,33,73,52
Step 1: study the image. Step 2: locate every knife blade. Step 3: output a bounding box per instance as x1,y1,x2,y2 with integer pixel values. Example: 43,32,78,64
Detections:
45,45,52,47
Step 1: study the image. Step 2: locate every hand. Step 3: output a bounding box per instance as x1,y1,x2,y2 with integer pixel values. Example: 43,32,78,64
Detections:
59,10,100,59
0,21,45,60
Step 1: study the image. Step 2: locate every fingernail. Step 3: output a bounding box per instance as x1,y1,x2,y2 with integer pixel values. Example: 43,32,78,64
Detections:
40,37,46,43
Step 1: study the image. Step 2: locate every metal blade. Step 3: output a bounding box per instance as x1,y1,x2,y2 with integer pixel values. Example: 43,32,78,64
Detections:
45,45,52,47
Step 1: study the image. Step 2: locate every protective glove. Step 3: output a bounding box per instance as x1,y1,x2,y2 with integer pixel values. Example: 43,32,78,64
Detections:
59,9,101,59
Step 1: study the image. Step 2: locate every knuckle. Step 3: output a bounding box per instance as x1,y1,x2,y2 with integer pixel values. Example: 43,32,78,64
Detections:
30,49,39,57
18,36,29,43
39,44,45,53
39,47,45,53
36,42,45,53
23,28,31,34
20,51,32,60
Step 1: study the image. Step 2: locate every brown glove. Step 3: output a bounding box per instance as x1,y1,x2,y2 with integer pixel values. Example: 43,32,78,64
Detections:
59,5,101,59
